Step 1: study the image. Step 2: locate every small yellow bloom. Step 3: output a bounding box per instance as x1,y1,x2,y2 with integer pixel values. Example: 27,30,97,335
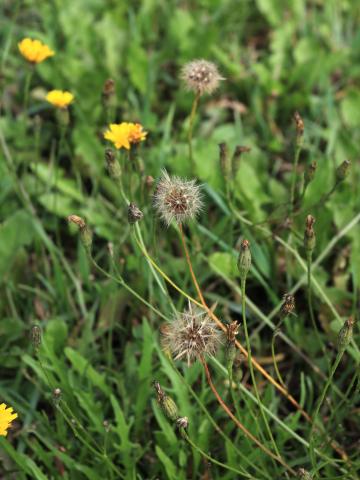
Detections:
104,122,147,150
46,90,74,109
18,38,55,64
0,403,18,437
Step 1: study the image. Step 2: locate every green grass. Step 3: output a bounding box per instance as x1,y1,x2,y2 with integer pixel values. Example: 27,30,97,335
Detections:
1,0,360,478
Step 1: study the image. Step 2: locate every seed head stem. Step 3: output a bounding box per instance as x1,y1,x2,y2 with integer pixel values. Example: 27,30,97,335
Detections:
188,91,200,172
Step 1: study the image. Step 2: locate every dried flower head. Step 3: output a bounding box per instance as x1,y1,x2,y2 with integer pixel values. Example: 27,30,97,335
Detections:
281,293,296,317
181,59,224,95
161,301,222,366
128,203,143,224
0,403,18,437
46,90,74,109
18,38,54,64
153,170,203,226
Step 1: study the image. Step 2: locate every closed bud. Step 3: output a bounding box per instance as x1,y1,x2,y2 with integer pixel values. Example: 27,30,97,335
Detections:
176,416,189,429
56,108,69,128
128,203,143,224
237,239,251,281
154,381,179,422
53,388,62,407
232,145,251,177
304,215,316,254
337,317,355,352
297,468,312,479
31,324,42,352
68,215,93,254
280,293,296,318
105,148,122,180
219,142,231,181
225,321,239,373
294,111,305,137
336,160,351,182
304,161,317,186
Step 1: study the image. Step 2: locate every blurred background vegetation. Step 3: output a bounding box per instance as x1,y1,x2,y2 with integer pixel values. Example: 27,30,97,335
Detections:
0,0,359,478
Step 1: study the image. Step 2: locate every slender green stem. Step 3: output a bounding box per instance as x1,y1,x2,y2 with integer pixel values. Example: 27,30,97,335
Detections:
307,251,331,370
241,277,283,463
23,66,34,113
271,328,286,389
188,91,200,171
290,139,302,213
309,350,346,476
181,430,253,478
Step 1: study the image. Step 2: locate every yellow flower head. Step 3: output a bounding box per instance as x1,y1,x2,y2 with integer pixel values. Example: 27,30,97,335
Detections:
18,38,55,64
46,90,74,109
0,403,18,437
104,122,147,150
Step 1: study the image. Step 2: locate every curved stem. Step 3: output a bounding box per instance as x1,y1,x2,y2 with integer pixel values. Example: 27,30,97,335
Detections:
241,277,283,463
181,429,253,478
201,357,296,475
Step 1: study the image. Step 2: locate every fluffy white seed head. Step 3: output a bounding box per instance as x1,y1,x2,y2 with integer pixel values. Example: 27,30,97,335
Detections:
161,302,222,366
181,59,224,95
153,170,203,226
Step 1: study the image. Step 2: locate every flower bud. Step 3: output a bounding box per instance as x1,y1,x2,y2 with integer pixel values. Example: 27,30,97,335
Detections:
304,215,316,254
280,293,295,318
297,468,312,479
68,215,92,254
53,388,62,407
153,381,179,422
219,142,231,182
31,324,42,352
232,145,251,177
176,416,189,429
337,317,355,352
336,160,351,182
237,239,251,281
56,108,70,128
105,148,121,180
128,203,143,224
294,112,305,147
225,321,239,373
304,161,317,186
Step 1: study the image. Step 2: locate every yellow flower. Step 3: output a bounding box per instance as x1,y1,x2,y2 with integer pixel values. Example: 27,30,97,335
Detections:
0,403,17,437
46,90,74,109
18,38,55,64
104,122,147,150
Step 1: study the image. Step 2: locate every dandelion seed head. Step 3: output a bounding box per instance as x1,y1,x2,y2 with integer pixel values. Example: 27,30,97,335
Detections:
181,59,224,95
153,170,203,226
161,302,222,366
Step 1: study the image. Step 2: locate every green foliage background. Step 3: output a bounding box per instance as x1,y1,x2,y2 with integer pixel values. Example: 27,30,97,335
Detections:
0,0,359,478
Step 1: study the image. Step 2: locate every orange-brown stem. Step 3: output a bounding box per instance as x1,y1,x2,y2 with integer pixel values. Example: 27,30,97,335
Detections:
201,357,296,475
179,224,349,461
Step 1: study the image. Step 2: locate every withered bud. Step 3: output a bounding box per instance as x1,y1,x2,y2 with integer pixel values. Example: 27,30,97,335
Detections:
153,381,179,422
128,203,143,224
219,142,231,181
336,160,351,182
105,148,121,180
226,321,239,343
297,468,312,480
280,293,296,318
232,145,251,176
67,215,86,229
304,161,317,185
102,79,115,98
53,388,62,407
103,420,110,432
304,215,316,254
176,416,189,429
294,111,304,136
225,321,239,373
145,175,154,191
237,239,251,281
68,215,92,254
31,324,42,351
337,317,355,352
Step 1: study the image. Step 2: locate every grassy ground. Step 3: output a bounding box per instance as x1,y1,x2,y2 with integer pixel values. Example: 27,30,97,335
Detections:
1,0,360,478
